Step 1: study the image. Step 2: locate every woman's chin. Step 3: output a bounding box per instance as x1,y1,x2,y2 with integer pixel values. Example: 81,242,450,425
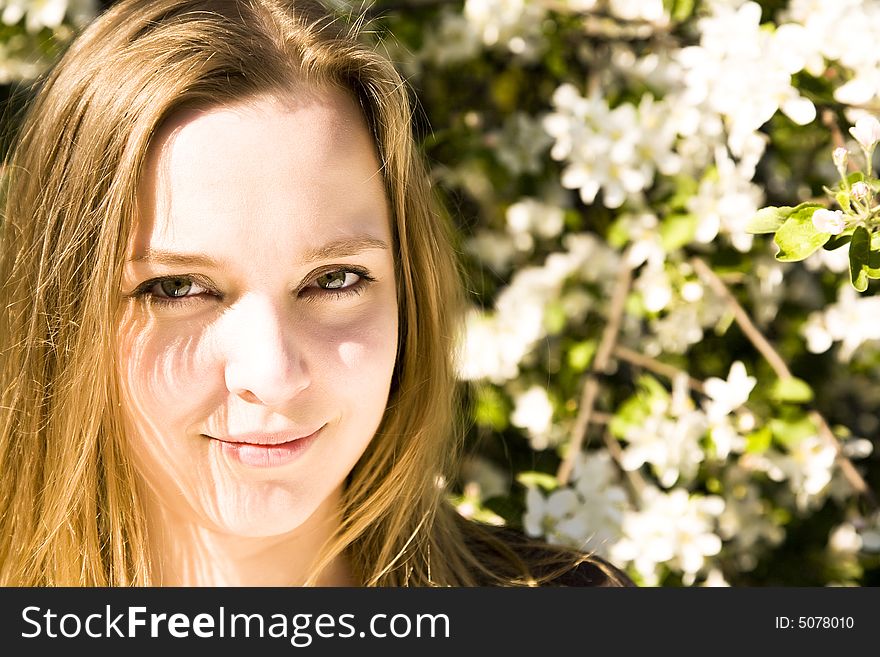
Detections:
200,493,319,539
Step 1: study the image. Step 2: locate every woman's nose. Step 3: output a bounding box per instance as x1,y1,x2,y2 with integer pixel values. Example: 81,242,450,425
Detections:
220,294,310,406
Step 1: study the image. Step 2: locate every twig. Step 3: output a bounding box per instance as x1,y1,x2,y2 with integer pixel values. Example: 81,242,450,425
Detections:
591,411,612,425
691,256,878,511
822,108,860,174
613,345,706,394
810,410,879,509
557,250,633,485
691,257,792,379
602,429,646,502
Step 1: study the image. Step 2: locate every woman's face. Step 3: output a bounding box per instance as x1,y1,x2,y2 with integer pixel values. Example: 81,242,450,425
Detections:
116,88,398,538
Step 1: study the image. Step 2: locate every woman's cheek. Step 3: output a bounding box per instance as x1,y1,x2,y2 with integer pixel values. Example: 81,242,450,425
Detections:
312,298,399,378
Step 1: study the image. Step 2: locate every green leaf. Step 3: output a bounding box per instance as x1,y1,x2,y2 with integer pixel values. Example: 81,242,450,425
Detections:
846,171,866,186
674,0,696,21
770,377,814,403
745,427,773,454
544,300,567,334
664,0,696,21
567,340,597,373
660,213,698,250
849,225,870,292
824,233,852,250
666,174,699,210
516,471,558,492
769,416,818,450
473,385,509,431
746,206,795,234
774,205,832,261
836,191,851,212
866,232,880,278
607,216,631,249
610,375,669,438
868,250,880,278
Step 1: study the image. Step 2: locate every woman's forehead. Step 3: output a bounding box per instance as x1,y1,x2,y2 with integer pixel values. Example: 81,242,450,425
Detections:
148,87,368,168
128,89,390,264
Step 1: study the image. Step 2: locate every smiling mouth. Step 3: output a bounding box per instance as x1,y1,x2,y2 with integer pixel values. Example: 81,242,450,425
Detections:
207,425,325,446
206,426,324,467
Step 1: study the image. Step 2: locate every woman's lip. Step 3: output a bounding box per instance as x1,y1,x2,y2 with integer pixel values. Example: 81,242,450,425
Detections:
210,426,324,446
214,427,322,468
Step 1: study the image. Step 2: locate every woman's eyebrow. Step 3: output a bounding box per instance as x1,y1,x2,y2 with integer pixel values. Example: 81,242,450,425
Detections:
127,236,390,267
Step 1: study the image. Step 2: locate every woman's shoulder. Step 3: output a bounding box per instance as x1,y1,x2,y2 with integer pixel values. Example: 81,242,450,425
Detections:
462,521,636,587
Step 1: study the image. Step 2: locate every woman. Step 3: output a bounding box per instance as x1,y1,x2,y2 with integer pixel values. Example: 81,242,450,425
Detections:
0,0,632,586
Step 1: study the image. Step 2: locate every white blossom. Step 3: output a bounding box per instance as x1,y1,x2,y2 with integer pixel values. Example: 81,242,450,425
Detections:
490,112,554,176
419,9,481,65
707,415,747,461
802,241,851,273
849,116,880,152
700,568,730,586
811,209,845,235
608,0,668,25
635,262,673,313
785,0,880,107
774,436,837,511
744,436,837,511
687,146,763,252
801,284,880,360
850,181,870,201
506,198,565,250
1,0,96,32
832,147,848,173
829,522,862,554
523,451,629,555
647,305,705,355
543,86,680,208
674,2,814,158
510,385,555,449
465,229,518,274
457,234,618,383
702,361,757,422
611,487,724,586
680,281,704,303
615,212,666,268
619,398,708,488
463,0,546,58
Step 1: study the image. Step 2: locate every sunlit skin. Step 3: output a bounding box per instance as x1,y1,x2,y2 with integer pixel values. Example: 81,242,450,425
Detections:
115,87,398,586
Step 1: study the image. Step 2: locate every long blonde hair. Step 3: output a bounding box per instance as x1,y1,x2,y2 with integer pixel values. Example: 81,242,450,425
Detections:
0,0,624,586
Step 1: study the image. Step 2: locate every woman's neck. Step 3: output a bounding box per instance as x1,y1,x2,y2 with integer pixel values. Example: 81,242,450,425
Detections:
143,488,354,586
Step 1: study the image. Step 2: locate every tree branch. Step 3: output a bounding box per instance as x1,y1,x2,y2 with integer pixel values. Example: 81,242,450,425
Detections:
613,344,706,394
822,108,860,174
691,257,792,379
691,256,878,511
602,428,646,502
557,250,633,485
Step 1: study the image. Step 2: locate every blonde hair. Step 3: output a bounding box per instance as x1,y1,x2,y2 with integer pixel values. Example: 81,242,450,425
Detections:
0,0,626,586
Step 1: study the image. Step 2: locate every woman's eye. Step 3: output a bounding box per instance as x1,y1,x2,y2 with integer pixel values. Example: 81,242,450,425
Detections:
157,277,197,297
314,270,361,290
133,276,212,304
302,268,375,301
154,276,209,298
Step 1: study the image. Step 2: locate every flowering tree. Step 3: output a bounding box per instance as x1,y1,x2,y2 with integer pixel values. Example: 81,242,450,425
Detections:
372,0,880,586
2,0,879,586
